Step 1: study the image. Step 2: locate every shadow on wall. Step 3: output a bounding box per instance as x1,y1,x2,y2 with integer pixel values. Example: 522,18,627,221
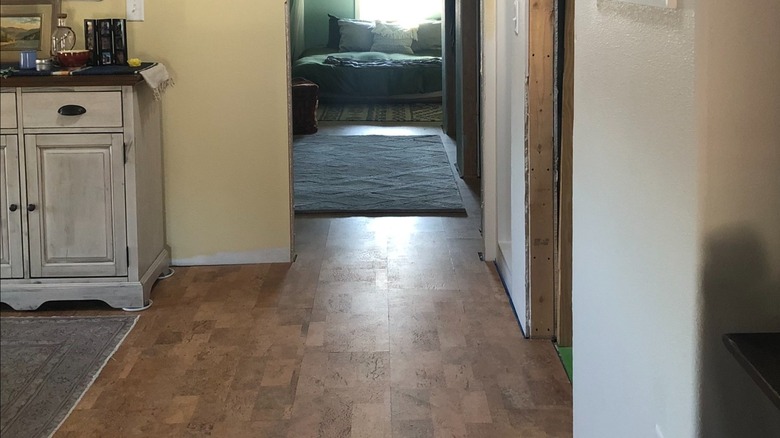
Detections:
698,225,780,437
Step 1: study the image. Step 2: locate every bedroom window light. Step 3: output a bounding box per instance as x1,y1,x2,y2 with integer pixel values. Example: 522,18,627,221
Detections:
356,0,441,24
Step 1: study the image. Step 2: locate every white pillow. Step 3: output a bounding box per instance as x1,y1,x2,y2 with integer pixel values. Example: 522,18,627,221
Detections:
370,21,418,55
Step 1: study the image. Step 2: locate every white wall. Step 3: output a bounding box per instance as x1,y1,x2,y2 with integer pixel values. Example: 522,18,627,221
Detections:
572,1,699,437
573,0,780,435
696,1,780,436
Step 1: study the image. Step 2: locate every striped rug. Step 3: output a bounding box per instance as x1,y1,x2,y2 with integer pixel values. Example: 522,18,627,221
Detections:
317,103,442,123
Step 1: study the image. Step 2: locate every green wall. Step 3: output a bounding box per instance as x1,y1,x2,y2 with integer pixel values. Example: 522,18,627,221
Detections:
303,0,355,50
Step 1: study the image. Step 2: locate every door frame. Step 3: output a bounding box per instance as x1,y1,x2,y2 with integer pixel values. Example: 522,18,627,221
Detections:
482,0,571,340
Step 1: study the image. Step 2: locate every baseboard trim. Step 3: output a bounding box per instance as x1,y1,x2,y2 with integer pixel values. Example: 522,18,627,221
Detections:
172,248,291,266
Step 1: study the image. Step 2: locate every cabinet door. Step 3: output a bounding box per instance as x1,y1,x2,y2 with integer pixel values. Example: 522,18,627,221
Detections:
25,134,127,278
0,135,24,279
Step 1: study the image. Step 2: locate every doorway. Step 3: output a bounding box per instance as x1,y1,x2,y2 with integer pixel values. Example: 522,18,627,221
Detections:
486,0,574,354
287,0,482,225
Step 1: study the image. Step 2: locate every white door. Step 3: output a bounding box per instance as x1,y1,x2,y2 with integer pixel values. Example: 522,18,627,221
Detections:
25,133,127,278
0,135,24,279
494,0,529,334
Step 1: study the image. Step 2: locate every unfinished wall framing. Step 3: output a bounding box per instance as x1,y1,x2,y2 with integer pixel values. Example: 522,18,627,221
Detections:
526,0,556,338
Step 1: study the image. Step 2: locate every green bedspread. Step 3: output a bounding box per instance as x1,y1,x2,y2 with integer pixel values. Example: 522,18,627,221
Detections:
291,51,442,98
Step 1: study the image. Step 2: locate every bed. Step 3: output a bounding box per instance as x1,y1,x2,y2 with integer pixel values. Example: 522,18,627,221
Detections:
291,17,443,103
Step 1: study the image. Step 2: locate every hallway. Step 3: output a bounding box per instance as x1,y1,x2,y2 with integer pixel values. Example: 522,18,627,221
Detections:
3,125,572,437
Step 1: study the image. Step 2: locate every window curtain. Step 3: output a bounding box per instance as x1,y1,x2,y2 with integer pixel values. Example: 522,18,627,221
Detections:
289,0,305,60
356,0,442,22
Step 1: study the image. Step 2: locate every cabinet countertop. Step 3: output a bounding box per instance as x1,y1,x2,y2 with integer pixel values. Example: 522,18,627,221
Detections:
723,332,780,410
1,75,144,88
0,62,158,88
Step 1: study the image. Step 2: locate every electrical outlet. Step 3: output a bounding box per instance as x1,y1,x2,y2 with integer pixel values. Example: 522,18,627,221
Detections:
619,0,677,8
126,0,144,21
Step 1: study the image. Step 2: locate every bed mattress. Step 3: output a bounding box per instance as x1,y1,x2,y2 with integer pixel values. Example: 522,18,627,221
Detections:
292,50,443,101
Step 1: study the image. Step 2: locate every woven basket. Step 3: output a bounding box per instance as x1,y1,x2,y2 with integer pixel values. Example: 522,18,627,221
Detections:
292,78,319,135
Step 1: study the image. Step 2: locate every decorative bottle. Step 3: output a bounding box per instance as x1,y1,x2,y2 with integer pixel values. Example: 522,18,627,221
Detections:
51,13,76,57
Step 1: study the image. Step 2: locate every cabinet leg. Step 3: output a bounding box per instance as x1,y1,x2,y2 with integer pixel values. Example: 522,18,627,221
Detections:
122,299,153,312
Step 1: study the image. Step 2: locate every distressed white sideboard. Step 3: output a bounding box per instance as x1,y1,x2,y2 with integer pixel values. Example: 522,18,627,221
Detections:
0,75,169,310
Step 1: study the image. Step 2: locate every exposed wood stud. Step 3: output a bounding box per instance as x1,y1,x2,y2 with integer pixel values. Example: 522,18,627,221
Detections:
527,0,556,338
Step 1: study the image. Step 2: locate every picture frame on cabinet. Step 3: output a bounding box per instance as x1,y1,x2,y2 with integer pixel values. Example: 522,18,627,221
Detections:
1,14,44,52
0,0,61,63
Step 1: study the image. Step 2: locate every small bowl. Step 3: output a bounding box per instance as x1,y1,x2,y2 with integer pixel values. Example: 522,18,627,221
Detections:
56,50,91,68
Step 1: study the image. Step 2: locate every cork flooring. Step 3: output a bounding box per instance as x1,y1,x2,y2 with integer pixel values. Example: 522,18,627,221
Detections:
1,124,572,437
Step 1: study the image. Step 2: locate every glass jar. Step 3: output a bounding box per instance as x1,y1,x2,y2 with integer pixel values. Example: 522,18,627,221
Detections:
51,13,76,57
36,58,52,71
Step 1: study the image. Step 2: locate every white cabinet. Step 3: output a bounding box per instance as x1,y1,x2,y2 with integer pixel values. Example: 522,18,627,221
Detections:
0,81,169,310
0,135,23,279
25,133,128,278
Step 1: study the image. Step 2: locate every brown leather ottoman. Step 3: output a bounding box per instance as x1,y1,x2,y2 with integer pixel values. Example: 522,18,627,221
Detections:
291,78,319,135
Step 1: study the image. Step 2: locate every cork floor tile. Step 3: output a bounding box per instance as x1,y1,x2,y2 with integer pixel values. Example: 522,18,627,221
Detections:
350,402,392,438
323,313,390,353
4,125,572,437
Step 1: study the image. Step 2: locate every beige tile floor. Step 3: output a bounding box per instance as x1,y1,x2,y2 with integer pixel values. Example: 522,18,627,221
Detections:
2,122,572,437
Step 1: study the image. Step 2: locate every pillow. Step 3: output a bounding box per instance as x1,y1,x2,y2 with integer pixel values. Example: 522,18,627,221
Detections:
338,19,375,52
327,14,341,49
370,21,417,55
412,21,442,54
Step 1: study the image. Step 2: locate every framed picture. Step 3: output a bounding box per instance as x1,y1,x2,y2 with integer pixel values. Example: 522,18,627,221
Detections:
1,14,44,51
0,0,61,63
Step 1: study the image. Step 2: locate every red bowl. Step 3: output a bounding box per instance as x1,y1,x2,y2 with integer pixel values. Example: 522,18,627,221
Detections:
56,50,91,68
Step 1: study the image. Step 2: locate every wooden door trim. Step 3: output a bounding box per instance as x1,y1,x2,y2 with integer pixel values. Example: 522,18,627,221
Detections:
555,0,574,347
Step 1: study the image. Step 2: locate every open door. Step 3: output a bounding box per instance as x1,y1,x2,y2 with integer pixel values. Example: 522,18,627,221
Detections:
494,0,563,339
443,0,480,179
494,0,530,334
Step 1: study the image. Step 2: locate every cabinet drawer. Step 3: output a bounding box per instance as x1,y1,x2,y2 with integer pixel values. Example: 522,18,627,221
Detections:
22,92,123,129
0,93,17,129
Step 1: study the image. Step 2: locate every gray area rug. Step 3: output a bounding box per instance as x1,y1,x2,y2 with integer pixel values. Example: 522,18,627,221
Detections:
0,316,138,438
294,135,466,214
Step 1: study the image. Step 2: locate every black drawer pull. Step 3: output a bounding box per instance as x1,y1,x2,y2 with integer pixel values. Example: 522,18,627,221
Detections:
27,204,36,212
57,105,87,116
9,204,18,212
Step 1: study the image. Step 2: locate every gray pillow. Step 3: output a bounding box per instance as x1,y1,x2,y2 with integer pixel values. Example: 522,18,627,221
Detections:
370,21,416,55
327,14,341,49
412,21,442,54
338,19,374,52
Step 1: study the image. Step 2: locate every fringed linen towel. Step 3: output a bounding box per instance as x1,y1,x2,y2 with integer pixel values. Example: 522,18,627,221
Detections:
140,63,175,100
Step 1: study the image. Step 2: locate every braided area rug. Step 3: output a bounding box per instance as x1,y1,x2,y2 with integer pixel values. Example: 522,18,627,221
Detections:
294,135,465,214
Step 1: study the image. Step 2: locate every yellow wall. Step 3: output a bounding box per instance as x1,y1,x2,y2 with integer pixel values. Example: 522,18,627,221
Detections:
63,0,292,264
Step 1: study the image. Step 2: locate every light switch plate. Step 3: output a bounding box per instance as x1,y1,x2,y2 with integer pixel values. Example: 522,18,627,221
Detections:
126,0,144,21
618,0,676,8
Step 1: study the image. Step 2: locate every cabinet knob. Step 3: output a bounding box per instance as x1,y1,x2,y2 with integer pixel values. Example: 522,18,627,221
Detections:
9,204,18,212
27,204,36,212
57,105,87,116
